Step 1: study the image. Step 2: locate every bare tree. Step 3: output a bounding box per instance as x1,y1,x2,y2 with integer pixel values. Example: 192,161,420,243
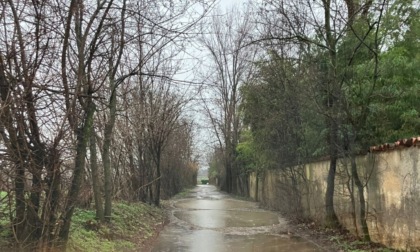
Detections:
0,0,215,249
99,0,127,223
59,0,116,245
160,119,198,198
81,0,214,220
0,0,68,247
199,5,258,193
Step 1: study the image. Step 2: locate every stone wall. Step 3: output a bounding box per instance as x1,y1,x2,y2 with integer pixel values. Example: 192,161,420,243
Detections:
249,145,420,250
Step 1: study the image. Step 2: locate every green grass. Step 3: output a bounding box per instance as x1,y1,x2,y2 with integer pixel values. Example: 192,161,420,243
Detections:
0,191,12,248
68,201,166,252
0,194,167,251
67,209,113,252
170,187,197,200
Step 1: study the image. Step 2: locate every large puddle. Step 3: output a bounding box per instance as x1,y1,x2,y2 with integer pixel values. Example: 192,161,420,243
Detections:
152,229,321,252
175,198,258,210
174,209,279,228
152,185,322,252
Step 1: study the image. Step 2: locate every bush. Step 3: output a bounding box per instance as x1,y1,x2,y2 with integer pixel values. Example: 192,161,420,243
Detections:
201,179,209,184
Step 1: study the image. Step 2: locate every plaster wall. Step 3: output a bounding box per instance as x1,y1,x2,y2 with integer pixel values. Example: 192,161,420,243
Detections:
249,146,420,250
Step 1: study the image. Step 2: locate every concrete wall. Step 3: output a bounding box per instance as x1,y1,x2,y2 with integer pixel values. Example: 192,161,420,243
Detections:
249,145,420,250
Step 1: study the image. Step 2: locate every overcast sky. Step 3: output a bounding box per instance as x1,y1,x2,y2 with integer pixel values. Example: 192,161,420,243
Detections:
219,0,247,9
179,0,251,172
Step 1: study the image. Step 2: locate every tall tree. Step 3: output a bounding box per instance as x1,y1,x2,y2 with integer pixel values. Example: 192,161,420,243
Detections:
100,0,127,223
199,5,257,193
257,0,386,229
0,0,68,247
0,0,216,249
59,0,115,245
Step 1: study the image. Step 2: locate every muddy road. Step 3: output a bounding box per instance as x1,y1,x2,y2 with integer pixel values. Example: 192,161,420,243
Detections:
152,185,324,252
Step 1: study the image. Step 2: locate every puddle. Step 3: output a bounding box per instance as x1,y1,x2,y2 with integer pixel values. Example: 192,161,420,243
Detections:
222,233,323,252
152,185,323,252
152,229,225,252
152,229,322,252
174,209,279,228
174,198,257,210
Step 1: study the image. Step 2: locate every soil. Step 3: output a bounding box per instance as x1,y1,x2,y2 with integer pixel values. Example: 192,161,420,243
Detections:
135,201,171,252
135,219,168,252
286,219,395,251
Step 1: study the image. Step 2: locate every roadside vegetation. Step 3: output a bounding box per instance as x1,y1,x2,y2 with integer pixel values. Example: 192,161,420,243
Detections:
292,221,397,252
68,202,166,252
0,198,167,252
204,0,419,250
0,0,209,250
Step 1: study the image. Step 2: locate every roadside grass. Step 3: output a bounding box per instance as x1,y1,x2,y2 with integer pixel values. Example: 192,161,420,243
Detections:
0,195,167,252
68,201,167,252
170,186,198,200
330,235,395,252
0,191,12,248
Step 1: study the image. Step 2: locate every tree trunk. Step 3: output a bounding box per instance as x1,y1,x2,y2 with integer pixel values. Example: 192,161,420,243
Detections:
101,0,127,216
147,158,154,204
350,150,370,241
138,145,147,202
325,119,340,228
154,148,161,206
58,100,95,247
27,162,42,243
90,131,104,221
325,156,340,227
129,152,139,201
102,77,117,222
225,160,232,193
323,0,341,229
347,172,359,237
43,147,62,246
255,173,259,201
14,162,26,245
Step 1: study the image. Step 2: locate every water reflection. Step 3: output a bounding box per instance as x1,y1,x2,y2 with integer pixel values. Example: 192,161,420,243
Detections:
174,209,279,228
175,199,257,210
152,185,322,252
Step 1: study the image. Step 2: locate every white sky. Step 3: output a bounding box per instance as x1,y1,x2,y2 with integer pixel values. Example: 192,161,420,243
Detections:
219,0,247,9
174,0,251,172
194,0,250,171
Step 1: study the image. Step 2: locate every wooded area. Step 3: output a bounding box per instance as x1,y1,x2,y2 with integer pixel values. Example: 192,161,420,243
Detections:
206,0,419,244
0,0,209,250
0,0,419,250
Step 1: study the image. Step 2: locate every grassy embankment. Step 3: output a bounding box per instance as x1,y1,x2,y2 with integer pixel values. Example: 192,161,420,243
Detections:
68,202,167,251
0,191,10,248
0,192,167,251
